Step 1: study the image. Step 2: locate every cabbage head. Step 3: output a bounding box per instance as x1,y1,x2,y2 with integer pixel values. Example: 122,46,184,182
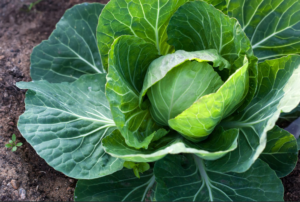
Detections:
17,0,300,201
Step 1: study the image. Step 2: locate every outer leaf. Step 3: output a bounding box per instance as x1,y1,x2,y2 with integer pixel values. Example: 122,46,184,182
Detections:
282,104,300,120
169,58,248,141
97,0,191,69
284,116,300,150
154,155,283,201
167,1,258,109
207,55,300,173
260,126,298,178
106,35,165,149
31,3,105,83
75,169,155,201
5,144,12,148
226,0,300,61
102,127,238,162
17,74,123,179
278,104,300,125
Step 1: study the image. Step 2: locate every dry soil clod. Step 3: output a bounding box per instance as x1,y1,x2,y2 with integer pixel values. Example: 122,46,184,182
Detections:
10,180,19,190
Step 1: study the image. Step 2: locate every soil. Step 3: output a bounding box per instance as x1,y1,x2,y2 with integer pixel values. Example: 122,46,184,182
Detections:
0,0,299,201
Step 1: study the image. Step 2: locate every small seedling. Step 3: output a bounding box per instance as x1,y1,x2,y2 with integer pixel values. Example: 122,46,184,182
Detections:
27,0,43,11
5,134,22,152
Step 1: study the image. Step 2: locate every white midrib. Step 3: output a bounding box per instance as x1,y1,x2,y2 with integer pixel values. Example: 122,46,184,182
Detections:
56,38,101,73
242,0,264,31
137,0,161,54
193,155,214,201
250,0,283,45
252,26,291,49
193,155,233,201
155,0,161,55
29,87,114,124
252,0,300,49
141,175,156,201
121,175,155,202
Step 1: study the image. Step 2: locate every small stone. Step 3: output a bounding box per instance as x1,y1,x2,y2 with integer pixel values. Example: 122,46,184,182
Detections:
67,187,74,193
11,180,19,190
0,55,4,60
14,190,18,197
19,188,26,199
69,179,74,183
8,122,14,126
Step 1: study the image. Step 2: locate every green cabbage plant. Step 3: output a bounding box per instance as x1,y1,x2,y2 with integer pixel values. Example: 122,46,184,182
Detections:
17,0,300,201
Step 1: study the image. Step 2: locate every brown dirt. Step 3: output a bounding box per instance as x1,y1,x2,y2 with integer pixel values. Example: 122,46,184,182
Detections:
0,0,299,201
282,155,300,201
0,0,108,201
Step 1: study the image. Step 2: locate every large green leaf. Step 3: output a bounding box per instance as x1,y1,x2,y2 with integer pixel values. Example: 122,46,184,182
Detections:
17,74,123,179
279,104,300,124
106,35,166,149
97,0,191,69
154,154,283,201
260,126,298,178
75,169,155,201
31,3,105,83
207,55,300,173
226,0,300,61
167,0,258,109
102,127,238,162
283,116,300,150
169,58,248,142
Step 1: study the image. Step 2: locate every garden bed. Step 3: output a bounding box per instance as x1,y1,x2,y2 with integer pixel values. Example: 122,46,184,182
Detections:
0,0,299,201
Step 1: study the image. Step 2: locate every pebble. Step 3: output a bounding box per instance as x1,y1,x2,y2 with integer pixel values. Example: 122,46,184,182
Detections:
69,179,74,183
0,55,4,60
19,188,26,199
67,187,73,193
11,180,19,190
